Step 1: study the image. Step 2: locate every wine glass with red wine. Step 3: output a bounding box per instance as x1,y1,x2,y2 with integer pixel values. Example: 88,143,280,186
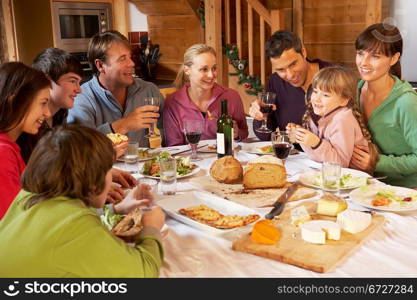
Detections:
184,119,204,161
255,91,276,133
271,131,293,161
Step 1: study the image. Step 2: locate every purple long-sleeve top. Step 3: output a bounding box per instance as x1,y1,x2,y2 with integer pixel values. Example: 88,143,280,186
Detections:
301,106,368,168
163,83,248,146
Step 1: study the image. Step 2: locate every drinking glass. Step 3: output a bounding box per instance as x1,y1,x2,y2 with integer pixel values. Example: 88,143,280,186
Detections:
137,178,158,211
124,141,139,164
144,96,161,138
159,157,177,195
184,119,204,161
255,91,276,133
322,162,341,194
271,131,292,161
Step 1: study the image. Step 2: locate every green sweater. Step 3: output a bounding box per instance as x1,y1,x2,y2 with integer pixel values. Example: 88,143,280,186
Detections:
358,76,417,188
0,190,164,277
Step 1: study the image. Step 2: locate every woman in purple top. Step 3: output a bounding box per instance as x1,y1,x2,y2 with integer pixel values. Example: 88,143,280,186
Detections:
163,44,248,146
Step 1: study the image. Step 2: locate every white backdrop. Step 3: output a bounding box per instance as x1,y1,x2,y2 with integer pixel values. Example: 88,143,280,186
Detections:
390,0,417,82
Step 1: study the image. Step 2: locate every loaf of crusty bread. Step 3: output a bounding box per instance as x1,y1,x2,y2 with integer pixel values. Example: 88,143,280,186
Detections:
243,156,287,189
210,156,243,184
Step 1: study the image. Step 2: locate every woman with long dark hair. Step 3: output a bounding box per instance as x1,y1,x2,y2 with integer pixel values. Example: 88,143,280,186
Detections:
351,23,417,187
0,62,51,218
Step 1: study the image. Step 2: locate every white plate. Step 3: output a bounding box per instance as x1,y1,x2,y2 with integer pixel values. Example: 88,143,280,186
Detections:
197,139,239,153
157,191,260,235
349,183,417,212
117,146,189,162
299,168,370,190
139,166,201,180
241,141,274,155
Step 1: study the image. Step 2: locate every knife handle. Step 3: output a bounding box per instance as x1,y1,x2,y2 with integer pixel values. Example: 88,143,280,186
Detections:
265,202,285,220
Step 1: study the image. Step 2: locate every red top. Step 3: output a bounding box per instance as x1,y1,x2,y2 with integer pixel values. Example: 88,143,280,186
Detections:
0,133,26,219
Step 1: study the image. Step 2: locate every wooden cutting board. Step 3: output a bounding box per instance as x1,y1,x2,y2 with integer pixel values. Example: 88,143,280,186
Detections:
189,176,318,208
232,201,385,273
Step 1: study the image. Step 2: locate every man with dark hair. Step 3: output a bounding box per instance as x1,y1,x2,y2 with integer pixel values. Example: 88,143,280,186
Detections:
249,30,331,140
67,30,163,147
32,47,84,127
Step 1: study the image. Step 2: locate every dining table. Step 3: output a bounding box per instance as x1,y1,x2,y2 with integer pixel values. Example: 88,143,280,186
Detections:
113,140,417,278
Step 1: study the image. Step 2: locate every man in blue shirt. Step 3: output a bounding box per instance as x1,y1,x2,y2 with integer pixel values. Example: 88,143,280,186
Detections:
68,30,163,147
249,31,331,141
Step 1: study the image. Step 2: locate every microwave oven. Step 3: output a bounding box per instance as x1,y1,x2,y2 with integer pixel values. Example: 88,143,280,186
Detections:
51,1,112,53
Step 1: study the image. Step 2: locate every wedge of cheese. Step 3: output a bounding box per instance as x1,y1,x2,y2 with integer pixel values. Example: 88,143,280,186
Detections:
316,193,347,216
301,220,341,244
336,209,371,234
290,205,311,226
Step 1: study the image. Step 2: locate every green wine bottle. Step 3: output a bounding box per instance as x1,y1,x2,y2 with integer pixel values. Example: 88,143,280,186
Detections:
217,99,234,158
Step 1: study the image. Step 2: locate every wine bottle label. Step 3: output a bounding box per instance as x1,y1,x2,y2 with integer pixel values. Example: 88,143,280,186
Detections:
231,128,235,150
216,133,225,154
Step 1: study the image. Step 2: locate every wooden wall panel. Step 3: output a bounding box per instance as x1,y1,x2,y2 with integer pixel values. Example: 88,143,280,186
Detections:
306,43,356,64
303,5,366,25
134,0,203,81
132,0,194,15
300,0,386,67
303,24,364,43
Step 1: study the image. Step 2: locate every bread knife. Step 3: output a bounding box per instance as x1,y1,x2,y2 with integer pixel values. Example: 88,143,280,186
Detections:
265,182,299,220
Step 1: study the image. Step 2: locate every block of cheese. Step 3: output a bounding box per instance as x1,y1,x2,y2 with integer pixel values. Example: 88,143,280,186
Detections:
290,205,311,226
336,209,371,234
243,156,287,189
301,220,341,244
316,193,347,216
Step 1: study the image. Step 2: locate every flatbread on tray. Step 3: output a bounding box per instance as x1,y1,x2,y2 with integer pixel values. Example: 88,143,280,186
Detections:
178,205,260,229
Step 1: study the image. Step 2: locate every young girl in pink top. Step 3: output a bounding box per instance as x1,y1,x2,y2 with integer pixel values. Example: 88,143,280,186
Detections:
287,66,377,168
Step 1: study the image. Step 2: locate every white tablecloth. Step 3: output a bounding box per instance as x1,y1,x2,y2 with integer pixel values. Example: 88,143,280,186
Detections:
114,143,417,277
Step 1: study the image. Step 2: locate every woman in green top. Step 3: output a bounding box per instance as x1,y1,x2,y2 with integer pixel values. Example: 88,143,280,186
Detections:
0,125,165,277
351,23,417,188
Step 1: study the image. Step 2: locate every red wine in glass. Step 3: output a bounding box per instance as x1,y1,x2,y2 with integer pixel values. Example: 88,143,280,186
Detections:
260,105,273,114
273,142,292,159
184,119,204,161
186,132,202,144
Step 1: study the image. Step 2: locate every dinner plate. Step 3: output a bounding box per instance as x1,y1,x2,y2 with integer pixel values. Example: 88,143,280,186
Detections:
349,183,417,212
157,191,260,235
117,148,161,162
139,166,201,180
241,141,274,155
197,139,239,153
299,168,370,190
117,146,187,162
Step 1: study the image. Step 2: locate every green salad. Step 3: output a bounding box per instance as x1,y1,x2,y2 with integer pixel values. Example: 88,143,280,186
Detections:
100,205,122,230
142,152,195,177
355,185,417,207
309,172,368,189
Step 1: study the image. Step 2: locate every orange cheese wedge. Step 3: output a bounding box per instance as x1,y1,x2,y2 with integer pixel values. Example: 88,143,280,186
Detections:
251,219,281,245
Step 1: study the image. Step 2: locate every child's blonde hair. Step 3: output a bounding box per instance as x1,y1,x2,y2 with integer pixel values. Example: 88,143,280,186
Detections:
303,66,379,172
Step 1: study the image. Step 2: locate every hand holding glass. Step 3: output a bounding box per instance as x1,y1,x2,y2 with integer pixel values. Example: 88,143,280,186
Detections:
184,119,204,161
137,178,158,211
144,97,161,138
255,92,276,133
